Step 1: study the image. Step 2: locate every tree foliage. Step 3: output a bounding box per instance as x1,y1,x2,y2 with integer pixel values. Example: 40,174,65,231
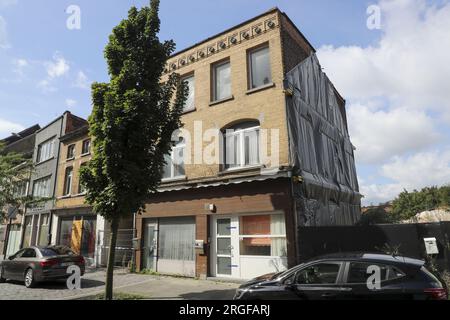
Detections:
79,0,187,299
0,143,33,222
391,185,450,222
80,0,187,221
357,206,393,226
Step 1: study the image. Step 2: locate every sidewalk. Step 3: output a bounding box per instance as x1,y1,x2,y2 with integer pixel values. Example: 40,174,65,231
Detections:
0,268,239,300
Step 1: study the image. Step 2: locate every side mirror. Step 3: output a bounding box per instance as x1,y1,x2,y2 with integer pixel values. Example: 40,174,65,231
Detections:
8,256,14,260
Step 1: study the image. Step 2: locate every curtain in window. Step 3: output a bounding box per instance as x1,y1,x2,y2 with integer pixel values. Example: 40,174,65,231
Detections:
225,132,240,168
38,214,49,246
159,218,195,261
250,47,271,88
183,76,195,111
173,145,185,177
162,154,172,179
271,214,287,257
215,62,231,100
244,129,260,166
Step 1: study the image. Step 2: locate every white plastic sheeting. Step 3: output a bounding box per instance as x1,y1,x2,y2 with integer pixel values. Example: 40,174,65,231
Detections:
285,54,362,226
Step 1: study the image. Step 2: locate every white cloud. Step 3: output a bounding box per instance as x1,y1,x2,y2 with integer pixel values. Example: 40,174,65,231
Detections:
317,0,450,113
12,58,28,76
73,71,90,90
348,104,440,164
362,150,450,205
0,0,18,7
0,118,24,138
0,16,10,49
65,99,77,108
316,0,450,206
37,79,57,93
45,53,70,79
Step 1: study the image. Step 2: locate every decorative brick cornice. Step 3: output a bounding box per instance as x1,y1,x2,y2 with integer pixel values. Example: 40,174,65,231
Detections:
164,15,279,74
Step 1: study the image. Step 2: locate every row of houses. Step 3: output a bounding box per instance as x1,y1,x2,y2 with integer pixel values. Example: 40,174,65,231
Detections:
0,8,361,280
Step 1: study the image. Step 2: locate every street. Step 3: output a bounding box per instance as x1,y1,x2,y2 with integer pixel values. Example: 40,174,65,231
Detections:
0,268,239,300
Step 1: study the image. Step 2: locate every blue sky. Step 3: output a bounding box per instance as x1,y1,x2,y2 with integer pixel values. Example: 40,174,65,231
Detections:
1,0,450,205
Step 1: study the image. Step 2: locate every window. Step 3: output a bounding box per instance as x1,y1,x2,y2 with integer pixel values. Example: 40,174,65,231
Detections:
224,121,260,170
182,75,195,112
38,214,49,246
82,139,91,155
67,144,75,159
78,163,87,194
162,138,185,180
239,214,286,257
21,248,37,258
213,60,231,101
37,138,55,163
249,46,272,89
33,176,51,198
22,216,32,248
347,262,405,284
296,263,341,285
63,167,73,196
13,181,28,198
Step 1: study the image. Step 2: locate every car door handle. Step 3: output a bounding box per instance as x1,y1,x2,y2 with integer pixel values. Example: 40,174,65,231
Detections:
321,293,337,298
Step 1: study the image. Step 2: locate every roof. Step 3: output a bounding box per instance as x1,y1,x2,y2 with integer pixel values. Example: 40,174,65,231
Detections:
169,7,316,59
312,252,425,266
1,124,40,145
60,125,89,143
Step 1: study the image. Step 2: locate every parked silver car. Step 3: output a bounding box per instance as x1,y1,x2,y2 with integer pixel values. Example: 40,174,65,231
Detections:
0,245,85,288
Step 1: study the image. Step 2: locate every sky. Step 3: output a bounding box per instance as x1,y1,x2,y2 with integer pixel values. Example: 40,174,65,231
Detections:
0,0,449,206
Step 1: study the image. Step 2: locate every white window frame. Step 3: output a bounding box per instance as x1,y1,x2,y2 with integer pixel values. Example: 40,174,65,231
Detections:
37,138,55,163
182,74,195,112
32,176,51,198
212,60,231,102
162,140,186,181
248,45,272,89
224,125,261,171
67,144,75,160
81,139,91,156
63,167,73,196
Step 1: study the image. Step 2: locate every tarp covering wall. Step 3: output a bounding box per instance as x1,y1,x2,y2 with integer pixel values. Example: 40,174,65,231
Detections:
285,54,362,226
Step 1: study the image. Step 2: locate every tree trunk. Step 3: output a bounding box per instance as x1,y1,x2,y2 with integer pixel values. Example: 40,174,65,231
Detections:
105,216,120,300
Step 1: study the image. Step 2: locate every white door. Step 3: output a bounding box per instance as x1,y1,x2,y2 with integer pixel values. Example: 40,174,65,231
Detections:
142,219,158,271
212,216,240,278
212,213,289,279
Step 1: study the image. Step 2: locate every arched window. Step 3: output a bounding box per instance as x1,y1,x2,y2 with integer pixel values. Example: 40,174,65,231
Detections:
162,137,186,180
223,121,260,170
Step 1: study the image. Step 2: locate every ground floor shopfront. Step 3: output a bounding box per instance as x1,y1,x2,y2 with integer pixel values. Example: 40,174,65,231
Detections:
135,178,296,280
51,207,102,267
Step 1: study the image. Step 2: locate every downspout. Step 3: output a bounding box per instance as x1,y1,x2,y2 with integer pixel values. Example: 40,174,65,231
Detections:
47,116,65,245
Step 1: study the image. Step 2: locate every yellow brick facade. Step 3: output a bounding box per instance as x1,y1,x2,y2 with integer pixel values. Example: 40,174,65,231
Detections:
55,129,91,209
161,9,291,182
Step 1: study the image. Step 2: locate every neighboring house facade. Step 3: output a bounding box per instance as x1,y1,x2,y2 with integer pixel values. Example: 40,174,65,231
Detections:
23,112,86,250
52,125,134,268
0,124,40,257
134,8,361,280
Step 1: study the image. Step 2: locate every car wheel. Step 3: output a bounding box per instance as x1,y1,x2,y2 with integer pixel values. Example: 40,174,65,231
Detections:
0,266,6,283
24,268,37,288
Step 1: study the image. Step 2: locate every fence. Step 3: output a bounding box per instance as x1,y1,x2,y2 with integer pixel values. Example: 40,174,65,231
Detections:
298,222,450,272
96,228,135,268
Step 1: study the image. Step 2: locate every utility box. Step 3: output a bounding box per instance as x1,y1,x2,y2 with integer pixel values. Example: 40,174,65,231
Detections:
195,239,205,255
132,238,141,250
424,237,439,255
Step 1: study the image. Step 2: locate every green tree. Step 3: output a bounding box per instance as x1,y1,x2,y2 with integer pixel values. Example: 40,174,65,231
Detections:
0,143,33,222
358,207,392,225
80,0,187,300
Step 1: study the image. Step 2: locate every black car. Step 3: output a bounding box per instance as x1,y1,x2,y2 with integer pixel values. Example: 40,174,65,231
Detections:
0,245,85,288
234,253,448,300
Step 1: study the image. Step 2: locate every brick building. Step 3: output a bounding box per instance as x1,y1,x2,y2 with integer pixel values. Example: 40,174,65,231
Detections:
134,8,361,280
